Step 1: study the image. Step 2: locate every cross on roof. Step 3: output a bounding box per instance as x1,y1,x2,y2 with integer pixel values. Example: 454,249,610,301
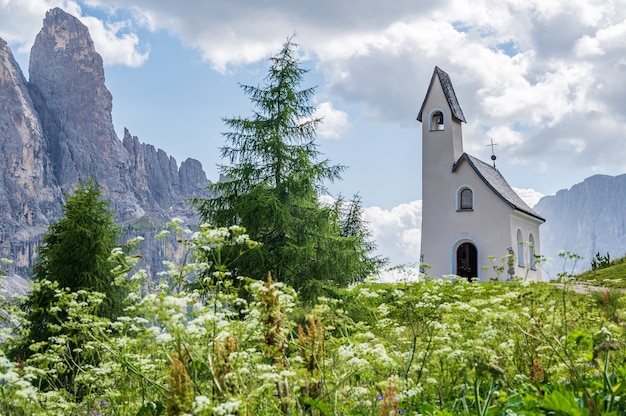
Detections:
487,138,498,168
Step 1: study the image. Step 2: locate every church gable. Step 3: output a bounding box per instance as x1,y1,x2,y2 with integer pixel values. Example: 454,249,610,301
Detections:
452,153,545,222
417,66,466,123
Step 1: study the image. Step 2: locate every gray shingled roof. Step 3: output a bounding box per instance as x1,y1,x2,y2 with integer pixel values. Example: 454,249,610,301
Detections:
417,66,466,123
453,153,545,222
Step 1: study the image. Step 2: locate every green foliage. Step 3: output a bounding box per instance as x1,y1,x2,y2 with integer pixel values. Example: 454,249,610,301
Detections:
32,179,125,319
191,37,382,301
591,252,612,271
10,179,127,391
575,255,626,289
542,386,589,416
2,228,626,414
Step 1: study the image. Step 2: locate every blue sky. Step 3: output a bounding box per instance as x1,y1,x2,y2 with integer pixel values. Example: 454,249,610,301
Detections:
2,0,626,272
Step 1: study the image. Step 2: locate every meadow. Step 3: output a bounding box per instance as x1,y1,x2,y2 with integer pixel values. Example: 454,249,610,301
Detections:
1,223,625,415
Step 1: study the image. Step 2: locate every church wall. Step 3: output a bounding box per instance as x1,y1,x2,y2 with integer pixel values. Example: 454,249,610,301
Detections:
421,160,514,281
510,212,543,281
451,162,515,280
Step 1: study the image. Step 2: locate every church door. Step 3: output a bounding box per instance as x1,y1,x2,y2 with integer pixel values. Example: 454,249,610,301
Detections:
456,242,477,280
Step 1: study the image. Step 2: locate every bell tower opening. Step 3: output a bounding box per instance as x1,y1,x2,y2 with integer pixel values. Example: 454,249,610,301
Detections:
430,110,445,131
456,242,477,280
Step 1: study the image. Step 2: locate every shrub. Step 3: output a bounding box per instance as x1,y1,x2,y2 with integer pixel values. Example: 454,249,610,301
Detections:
591,252,611,270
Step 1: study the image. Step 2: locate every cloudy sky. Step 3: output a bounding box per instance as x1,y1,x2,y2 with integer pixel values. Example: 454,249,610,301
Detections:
2,0,626,271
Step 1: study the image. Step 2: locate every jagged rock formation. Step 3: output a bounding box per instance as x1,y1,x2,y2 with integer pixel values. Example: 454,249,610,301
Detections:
534,174,626,276
0,8,211,278
0,35,60,272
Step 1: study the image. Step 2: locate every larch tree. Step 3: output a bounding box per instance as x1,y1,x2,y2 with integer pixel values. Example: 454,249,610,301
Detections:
192,37,383,301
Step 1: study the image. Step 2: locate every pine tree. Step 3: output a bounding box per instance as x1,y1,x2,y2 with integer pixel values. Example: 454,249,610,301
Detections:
16,179,125,356
192,37,383,300
336,193,387,279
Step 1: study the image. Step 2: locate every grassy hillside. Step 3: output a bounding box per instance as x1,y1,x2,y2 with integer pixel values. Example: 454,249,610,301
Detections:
574,255,626,289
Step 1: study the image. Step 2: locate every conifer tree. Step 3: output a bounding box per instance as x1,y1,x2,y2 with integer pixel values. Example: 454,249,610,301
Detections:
17,179,125,356
192,37,383,300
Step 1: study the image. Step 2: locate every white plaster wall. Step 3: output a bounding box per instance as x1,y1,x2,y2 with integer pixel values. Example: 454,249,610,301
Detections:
510,212,543,281
422,160,515,281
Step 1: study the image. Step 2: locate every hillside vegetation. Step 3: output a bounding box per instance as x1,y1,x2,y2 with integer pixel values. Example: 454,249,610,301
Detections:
575,254,626,289
2,228,626,415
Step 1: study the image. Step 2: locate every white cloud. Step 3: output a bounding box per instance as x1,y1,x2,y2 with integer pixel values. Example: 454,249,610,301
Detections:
575,19,626,57
3,0,626,207
480,62,596,129
314,101,350,139
362,200,422,267
0,0,81,52
575,35,604,57
512,187,546,208
81,16,148,67
320,196,422,269
0,1,147,67
362,200,425,282
377,266,421,283
561,137,587,154
318,194,335,207
317,196,423,280
85,0,291,72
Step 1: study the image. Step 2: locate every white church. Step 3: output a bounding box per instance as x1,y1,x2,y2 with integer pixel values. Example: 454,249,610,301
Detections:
418,67,545,281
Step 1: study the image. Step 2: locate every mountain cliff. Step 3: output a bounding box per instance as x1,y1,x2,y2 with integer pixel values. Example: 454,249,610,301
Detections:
534,174,626,276
0,8,210,277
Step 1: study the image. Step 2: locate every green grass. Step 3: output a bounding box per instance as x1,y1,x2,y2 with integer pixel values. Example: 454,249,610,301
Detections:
575,255,626,289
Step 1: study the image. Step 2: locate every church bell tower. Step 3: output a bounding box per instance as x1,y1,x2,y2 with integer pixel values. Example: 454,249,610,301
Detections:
417,67,467,277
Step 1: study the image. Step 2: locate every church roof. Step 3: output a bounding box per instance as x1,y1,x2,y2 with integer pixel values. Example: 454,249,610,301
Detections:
453,153,545,222
417,66,466,123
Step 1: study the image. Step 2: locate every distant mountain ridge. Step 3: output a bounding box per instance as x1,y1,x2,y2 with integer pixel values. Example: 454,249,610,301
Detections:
0,8,210,277
534,174,626,276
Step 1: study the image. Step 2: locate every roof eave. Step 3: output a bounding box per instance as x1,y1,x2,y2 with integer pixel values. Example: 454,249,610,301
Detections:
417,66,467,123
453,153,546,223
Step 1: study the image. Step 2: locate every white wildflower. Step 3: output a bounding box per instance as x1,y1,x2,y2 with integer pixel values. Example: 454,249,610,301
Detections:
194,395,212,413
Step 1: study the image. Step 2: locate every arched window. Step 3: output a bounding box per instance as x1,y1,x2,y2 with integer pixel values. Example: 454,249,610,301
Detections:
517,229,525,267
529,233,536,270
460,188,473,210
430,110,445,131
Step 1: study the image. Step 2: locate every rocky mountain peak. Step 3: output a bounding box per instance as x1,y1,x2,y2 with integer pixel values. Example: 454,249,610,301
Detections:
0,8,212,277
29,8,111,118
28,7,143,220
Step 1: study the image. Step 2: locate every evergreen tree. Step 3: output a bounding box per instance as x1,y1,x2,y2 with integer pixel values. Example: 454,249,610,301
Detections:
336,193,387,279
16,179,125,357
192,37,383,300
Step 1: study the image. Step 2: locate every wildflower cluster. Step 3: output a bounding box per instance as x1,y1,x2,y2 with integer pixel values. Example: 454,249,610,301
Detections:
1,229,625,415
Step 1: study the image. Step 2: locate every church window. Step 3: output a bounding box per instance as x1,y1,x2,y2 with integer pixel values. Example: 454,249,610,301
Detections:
429,110,445,131
529,233,536,270
457,186,474,211
460,188,473,210
517,229,525,267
